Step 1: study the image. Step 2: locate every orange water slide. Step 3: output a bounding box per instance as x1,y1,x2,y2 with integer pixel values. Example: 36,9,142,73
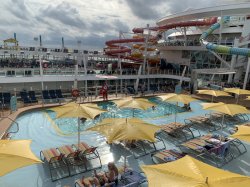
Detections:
132,17,218,33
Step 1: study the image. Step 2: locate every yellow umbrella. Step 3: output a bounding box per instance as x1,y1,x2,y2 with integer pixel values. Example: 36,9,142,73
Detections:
158,93,197,104
50,102,106,146
113,97,154,110
224,88,250,103
197,89,230,102
0,140,42,176
158,94,197,123
87,118,161,144
51,102,106,119
231,125,250,143
224,88,250,95
201,102,250,128
113,97,155,117
201,102,250,116
141,155,250,187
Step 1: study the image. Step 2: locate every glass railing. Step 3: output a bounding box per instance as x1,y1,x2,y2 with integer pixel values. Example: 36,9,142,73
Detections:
0,68,189,78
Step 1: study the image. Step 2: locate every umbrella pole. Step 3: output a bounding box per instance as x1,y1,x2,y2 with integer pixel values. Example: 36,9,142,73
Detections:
174,110,177,124
78,117,80,149
211,96,214,103
236,95,239,104
221,114,225,130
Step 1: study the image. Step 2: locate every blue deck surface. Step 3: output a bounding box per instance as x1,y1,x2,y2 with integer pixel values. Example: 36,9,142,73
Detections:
1,100,250,187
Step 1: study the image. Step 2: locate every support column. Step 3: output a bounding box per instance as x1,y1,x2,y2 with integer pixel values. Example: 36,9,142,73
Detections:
143,24,150,75
73,63,78,88
243,58,250,89
183,27,187,46
228,39,239,83
190,70,198,94
39,55,44,90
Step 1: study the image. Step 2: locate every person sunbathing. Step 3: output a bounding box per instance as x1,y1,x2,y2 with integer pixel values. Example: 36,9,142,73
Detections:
105,162,119,185
81,176,104,187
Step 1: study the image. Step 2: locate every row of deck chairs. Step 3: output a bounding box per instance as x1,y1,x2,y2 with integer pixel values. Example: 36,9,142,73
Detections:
112,136,166,159
42,89,64,103
0,92,11,107
75,167,147,187
158,122,200,142
184,112,249,132
20,91,38,104
179,134,247,167
40,142,102,181
151,134,247,167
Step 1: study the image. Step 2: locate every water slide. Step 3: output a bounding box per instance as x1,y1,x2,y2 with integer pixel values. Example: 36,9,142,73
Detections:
200,16,250,56
105,17,218,64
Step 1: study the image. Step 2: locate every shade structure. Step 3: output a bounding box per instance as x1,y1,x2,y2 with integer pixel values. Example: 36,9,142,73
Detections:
158,94,197,123
141,155,250,187
197,89,230,102
201,102,250,116
231,125,250,143
87,118,161,144
224,88,250,95
113,97,155,110
50,102,106,146
0,140,42,176
51,102,106,119
157,94,197,104
224,88,250,103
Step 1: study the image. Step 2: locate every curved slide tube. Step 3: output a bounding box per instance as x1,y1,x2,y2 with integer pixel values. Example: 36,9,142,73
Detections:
132,17,217,33
105,17,218,63
200,16,250,57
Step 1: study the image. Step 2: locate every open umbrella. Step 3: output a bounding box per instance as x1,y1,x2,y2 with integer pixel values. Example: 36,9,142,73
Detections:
224,88,250,103
231,125,250,143
158,94,197,104
113,97,155,116
201,102,250,128
0,140,42,176
158,94,197,123
141,155,250,187
197,89,230,102
50,102,106,146
87,118,161,144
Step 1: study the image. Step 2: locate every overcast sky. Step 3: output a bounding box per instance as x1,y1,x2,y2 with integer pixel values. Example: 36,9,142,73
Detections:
0,0,249,50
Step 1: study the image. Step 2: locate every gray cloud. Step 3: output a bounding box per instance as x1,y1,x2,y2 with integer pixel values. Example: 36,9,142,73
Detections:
125,0,165,20
39,1,86,28
7,0,30,20
113,19,130,32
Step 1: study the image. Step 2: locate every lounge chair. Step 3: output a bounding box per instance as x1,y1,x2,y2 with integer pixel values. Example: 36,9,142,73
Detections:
151,149,186,164
42,90,51,103
55,89,64,98
115,136,165,159
20,91,31,104
159,122,199,141
72,142,102,170
179,134,247,167
40,148,70,181
75,166,141,187
185,116,222,132
57,145,87,175
28,91,38,103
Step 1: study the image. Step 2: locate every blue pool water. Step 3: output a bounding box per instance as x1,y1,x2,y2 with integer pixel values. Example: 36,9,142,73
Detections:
46,97,187,135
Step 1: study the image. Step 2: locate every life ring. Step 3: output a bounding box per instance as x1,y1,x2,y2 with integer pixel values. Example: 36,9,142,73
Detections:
43,62,48,68
71,89,80,97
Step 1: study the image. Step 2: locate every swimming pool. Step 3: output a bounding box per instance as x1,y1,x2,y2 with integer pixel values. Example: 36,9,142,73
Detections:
46,97,187,135
3,100,250,187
